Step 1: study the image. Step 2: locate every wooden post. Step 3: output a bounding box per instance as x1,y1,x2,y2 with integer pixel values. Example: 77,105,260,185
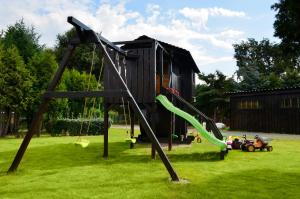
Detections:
150,105,156,159
169,98,174,151
160,48,163,89
130,107,134,149
8,44,76,173
103,103,109,158
150,112,156,160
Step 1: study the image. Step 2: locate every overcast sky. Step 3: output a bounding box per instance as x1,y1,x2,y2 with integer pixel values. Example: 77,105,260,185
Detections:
0,0,278,77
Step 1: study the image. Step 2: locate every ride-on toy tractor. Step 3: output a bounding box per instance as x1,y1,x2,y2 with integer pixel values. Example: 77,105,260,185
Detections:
241,135,273,152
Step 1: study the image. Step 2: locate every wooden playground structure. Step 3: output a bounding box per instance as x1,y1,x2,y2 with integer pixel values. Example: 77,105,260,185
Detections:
8,17,226,181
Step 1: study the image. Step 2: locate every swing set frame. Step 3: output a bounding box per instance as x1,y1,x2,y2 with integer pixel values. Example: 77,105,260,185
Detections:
7,16,180,181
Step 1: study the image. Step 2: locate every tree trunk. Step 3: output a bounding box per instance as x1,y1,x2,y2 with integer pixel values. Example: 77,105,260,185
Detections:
3,109,11,136
0,111,4,136
14,114,20,138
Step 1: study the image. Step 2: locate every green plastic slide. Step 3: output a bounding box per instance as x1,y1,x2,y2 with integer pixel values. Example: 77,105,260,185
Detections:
156,94,227,151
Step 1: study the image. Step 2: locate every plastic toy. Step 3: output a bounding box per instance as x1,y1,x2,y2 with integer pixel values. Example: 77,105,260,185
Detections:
226,136,242,150
241,135,273,152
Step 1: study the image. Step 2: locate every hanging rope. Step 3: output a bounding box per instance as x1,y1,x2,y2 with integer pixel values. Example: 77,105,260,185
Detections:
86,56,104,133
123,56,132,135
76,44,96,145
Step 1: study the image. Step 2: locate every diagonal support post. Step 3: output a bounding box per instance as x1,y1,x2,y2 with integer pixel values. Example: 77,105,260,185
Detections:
96,38,180,181
8,44,77,173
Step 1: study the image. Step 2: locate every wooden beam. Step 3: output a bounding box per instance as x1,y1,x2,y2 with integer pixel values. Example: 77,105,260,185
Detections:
43,90,128,99
113,39,153,45
103,103,109,158
8,44,77,173
68,16,138,59
130,106,134,149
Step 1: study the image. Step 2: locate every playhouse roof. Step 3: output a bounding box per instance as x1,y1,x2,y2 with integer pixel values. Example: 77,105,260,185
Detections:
227,86,300,97
124,35,200,73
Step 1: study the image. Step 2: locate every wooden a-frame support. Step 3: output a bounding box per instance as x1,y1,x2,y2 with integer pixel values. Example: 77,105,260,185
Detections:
8,16,180,181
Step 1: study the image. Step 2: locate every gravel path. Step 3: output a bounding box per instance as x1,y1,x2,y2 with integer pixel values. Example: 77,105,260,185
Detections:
221,130,300,140
112,124,300,139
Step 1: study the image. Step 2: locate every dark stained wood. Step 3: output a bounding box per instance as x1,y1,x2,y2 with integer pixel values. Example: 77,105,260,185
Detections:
143,48,150,102
113,39,152,45
229,88,300,134
150,42,156,101
131,49,138,100
103,103,109,157
137,48,144,102
130,107,135,149
98,41,180,181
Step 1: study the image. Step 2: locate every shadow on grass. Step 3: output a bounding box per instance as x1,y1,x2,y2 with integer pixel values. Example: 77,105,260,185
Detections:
168,152,221,162
0,141,223,174
184,169,300,198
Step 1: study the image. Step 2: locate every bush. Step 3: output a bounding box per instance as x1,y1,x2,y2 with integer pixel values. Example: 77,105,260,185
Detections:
48,118,110,136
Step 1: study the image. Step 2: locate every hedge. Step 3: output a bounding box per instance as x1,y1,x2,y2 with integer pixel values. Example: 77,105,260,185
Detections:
47,118,111,136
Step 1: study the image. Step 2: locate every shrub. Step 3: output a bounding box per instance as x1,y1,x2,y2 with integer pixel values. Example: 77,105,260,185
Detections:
48,118,111,136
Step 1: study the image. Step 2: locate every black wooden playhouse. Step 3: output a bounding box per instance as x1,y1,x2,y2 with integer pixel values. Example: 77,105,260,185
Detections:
8,17,224,181
105,35,199,141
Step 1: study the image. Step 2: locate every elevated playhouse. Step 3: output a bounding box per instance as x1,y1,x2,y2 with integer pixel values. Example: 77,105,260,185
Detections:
8,17,227,181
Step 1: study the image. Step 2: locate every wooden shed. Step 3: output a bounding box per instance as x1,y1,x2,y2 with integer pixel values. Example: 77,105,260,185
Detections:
104,35,199,139
229,87,300,134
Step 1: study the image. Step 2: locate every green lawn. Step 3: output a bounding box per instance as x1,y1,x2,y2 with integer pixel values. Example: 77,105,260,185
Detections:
0,128,300,199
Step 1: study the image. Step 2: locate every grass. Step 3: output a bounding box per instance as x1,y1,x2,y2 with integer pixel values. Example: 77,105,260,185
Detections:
0,128,300,199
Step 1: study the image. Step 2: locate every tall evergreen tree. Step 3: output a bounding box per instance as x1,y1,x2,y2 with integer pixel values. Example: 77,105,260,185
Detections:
2,19,42,63
0,45,33,135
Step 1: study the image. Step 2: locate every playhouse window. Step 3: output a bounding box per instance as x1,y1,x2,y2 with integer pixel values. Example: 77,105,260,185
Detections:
281,98,293,108
238,100,261,109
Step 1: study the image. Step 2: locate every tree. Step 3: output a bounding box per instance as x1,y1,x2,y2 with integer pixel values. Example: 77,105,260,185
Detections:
233,38,297,90
54,28,102,73
272,0,300,58
281,68,300,87
60,69,100,118
194,71,236,123
0,45,34,135
25,50,58,132
1,19,42,63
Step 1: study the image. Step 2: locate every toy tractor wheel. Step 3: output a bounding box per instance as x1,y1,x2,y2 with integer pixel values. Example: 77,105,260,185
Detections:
267,146,273,152
247,145,255,152
241,144,247,151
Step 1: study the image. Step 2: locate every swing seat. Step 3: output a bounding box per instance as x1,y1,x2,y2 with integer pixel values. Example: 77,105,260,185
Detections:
125,138,136,144
74,138,90,148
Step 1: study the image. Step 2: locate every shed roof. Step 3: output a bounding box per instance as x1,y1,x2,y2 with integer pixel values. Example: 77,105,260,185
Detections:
227,86,300,97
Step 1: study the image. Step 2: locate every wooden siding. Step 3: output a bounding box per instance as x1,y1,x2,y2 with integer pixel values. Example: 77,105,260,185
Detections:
230,90,300,134
104,45,155,103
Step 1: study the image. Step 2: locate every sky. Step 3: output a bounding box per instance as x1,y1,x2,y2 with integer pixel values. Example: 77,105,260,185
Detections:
0,0,279,77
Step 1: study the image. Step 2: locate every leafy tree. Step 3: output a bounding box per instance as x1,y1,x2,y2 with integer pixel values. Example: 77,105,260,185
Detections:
0,45,34,134
194,71,236,123
60,69,100,118
55,28,102,74
272,0,300,58
262,72,283,88
233,38,298,89
281,68,300,87
25,50,58,131
1,19,42,63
